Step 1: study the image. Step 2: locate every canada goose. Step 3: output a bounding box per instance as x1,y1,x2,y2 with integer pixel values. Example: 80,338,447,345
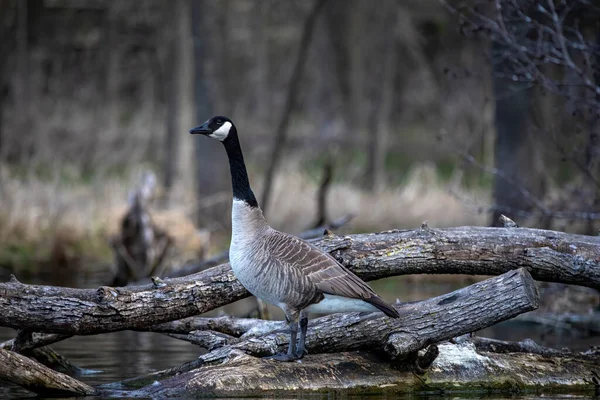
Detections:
190,116,399,361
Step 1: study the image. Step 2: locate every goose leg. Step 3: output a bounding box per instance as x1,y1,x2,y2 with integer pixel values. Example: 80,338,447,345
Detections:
267,315,299,361
296,311,308,358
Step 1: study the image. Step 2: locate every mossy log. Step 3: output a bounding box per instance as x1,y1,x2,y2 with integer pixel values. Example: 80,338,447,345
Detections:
0,227,598,335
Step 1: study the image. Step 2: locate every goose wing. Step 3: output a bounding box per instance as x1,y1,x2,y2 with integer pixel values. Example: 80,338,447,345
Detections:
265,230,399,318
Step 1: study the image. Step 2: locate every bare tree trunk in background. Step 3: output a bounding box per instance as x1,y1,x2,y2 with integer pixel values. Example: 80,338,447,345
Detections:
191,0,228,225
260,0,327,215
365,3,398,192
348,1,367,142
324,0,351,123
106,7,119,136
0,1,9,161
15,0,31,160
584,28,600,235
162,0,190,206
490,40,543,227
254,1,271,124
490,78,529,226
163,29,178,204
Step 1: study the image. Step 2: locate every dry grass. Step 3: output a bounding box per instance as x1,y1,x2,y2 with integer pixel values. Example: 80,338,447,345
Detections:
266,162,488,234
0,163,203,272
0,160,488,274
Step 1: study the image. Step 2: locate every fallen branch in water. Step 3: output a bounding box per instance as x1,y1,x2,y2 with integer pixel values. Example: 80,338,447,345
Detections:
472,336,600,361
1,335,82,375
0,348,95,397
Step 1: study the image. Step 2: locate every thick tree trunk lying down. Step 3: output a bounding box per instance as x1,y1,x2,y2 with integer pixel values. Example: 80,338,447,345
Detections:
123,343,599,398
0,226,598,336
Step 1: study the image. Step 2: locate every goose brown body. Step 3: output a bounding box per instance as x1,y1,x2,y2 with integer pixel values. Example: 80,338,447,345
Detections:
191,116,399,361
230,199,398,320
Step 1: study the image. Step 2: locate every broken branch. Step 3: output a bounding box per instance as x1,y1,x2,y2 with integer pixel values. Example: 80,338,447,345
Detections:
0,348,95,397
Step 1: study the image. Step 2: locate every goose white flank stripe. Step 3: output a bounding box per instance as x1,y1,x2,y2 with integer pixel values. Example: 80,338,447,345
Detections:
190,116,399,361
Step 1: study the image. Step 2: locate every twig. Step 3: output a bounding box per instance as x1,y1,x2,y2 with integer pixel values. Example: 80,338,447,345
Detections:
298,213,355,240
499,214,519,227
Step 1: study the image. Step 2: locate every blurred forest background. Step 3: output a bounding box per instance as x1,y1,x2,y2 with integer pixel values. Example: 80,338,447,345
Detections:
0,0,599,281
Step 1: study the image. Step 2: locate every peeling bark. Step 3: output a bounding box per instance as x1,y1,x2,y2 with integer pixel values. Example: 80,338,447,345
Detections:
0,227,597,335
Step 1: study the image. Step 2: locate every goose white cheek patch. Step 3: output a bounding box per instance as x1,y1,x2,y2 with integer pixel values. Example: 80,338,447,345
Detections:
210,122,232,141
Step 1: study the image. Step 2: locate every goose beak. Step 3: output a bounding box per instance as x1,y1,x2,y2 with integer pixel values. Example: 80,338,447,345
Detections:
190,123,211,135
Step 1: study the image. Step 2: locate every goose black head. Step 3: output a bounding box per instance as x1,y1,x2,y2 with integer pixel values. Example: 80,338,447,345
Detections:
190,116,234,141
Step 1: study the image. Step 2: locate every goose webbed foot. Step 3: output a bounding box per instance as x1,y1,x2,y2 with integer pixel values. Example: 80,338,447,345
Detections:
265,314,302,362
294,346,307,359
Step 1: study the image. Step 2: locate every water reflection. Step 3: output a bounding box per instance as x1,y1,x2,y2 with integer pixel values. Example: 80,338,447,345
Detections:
0,328,198,399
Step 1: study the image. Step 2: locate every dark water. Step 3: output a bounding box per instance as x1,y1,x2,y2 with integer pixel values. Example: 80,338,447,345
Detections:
1,270,598,399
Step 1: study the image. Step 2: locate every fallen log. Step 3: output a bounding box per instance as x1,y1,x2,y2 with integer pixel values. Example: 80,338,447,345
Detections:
126,342,599,397
149,315,284,336
0,266,247,335
2,268,596,397
323,226,600,289
0,348,95,397
0,226,596,335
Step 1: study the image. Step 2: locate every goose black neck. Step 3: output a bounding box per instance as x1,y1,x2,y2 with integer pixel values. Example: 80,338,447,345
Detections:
222,127,258,208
